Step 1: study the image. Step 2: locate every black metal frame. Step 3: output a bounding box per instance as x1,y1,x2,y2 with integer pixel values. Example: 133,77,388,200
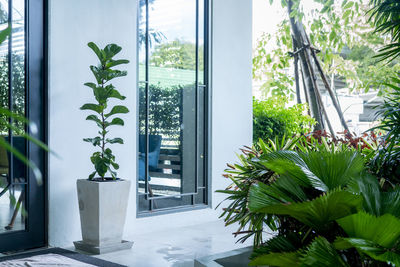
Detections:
0,0,47,253
137,0,210,215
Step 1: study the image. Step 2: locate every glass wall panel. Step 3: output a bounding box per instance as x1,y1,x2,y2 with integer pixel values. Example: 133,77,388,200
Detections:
0,0,27,233
138,0,208,213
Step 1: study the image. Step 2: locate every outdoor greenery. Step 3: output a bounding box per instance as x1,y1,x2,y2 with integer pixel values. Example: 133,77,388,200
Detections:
369,0,400,62
150,40,203,71
0,26,47,186
139,84,181,137
0,54,25,134
253,97,315,141
218,131,400,265
253,0,400,99
81,42,129,181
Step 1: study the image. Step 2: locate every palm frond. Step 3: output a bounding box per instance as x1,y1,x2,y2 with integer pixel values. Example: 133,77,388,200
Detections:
301,237,349,267
337,211,400,248
249,251,300,267
250,189,362,231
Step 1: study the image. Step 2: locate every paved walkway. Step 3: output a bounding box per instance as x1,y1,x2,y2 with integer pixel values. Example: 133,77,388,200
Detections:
94,220,251,267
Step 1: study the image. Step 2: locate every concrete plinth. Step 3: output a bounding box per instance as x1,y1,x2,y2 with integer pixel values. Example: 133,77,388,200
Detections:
74,240,133,255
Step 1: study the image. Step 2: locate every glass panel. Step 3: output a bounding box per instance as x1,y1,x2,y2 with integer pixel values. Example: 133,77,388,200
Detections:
148,0,197,196
138,0,207,213
138,0,146,82
0,0,9,127
0,0,27,233
0,185,26,233
198,0,205,85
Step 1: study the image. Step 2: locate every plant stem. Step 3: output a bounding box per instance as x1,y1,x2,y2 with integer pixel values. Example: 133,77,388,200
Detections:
100,73,106,181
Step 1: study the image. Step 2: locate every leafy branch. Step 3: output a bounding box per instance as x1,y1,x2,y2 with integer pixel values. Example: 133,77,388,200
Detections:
81,42,129,181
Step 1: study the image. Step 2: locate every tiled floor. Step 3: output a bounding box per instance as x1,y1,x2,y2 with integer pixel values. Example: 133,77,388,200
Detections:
0,189,24,234
93,220,251,267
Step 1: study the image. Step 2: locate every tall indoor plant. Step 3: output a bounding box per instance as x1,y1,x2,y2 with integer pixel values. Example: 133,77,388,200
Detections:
74,42,132,254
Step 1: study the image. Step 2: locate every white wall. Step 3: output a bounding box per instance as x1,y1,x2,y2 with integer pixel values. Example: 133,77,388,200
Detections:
48,0,252,247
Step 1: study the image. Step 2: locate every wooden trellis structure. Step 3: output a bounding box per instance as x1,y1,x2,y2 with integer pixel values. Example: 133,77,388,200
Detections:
287,0,349,136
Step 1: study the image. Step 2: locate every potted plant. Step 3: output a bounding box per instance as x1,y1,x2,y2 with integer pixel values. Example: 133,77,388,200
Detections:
74,42,132,254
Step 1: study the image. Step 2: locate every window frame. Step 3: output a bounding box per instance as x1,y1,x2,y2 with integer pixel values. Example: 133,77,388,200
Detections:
136,0,211,216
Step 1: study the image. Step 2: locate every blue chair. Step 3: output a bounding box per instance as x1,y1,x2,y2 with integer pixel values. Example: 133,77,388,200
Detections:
138,135,162,181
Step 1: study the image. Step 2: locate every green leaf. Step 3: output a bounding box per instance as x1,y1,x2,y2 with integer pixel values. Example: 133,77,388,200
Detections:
0,136,42,185
92,155,108,178
80,103,103,114
84,82,97,90
0,26,10,45
109,89,126,100
106,59,129,68
248,176,307,212
250,251,300,266
250,190,362,230
105,105,129,118
106,137,123,144
103,44,122,60
88,42,104,63
111,161,120,170
83,137,102,146
301,237,349,267
337,212,400,248
105,69,128,81
334,238,400,266
90,65,105,84
105,117,124,127
88,171,96,180
86,115,102,127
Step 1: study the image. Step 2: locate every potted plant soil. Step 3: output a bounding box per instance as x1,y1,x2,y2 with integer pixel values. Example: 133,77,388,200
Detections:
74,42,132,254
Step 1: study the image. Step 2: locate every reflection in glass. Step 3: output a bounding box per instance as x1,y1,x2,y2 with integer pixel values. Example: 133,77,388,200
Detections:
138,0,207,212
0,0,27,233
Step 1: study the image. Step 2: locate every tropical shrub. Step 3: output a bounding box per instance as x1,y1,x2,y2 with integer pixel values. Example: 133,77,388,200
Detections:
369,78,400,185
247,150,400,266
80,42,129,181
253,97,315,142
218,133,380,247
217,136,299,246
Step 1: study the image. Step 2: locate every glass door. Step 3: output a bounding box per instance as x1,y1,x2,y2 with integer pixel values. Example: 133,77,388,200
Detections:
0,0,46,252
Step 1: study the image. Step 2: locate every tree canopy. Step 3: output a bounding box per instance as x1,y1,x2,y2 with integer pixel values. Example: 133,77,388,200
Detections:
253,0,400,99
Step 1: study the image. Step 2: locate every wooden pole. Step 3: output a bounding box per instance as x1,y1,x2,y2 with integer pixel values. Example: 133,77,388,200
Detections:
309,49,350,132
292,36,301,104
287,0,323,130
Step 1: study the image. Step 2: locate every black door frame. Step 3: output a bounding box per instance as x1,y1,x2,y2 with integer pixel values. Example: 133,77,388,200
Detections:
0,0,47,253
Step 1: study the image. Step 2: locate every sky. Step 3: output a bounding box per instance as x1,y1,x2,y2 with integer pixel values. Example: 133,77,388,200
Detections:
253,0,325,47
253,0,285,45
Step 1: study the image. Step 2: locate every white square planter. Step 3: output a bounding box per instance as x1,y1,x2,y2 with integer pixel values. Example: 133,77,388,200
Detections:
74,179,133,254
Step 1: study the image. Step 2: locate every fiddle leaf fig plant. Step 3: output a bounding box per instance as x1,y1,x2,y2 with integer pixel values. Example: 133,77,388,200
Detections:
81,42,129,181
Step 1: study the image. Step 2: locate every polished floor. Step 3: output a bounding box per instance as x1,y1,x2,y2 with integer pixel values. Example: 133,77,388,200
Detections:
93,220,251,267
0,189,24,234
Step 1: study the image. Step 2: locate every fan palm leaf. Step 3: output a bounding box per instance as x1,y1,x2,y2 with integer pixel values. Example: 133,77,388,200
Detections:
250,189,362,230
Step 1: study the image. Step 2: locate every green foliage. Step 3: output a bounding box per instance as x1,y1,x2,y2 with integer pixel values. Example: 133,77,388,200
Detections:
216,137,299,246
246,149,400,266
217,132,400,265
369,0,400,62
253,97,315,142
81,42,129,180
369,77,400,184
138,84,181,137
0,54,25,134
150,39,203,70
253,24,294,99
218,132,400,266
254,0,400,97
